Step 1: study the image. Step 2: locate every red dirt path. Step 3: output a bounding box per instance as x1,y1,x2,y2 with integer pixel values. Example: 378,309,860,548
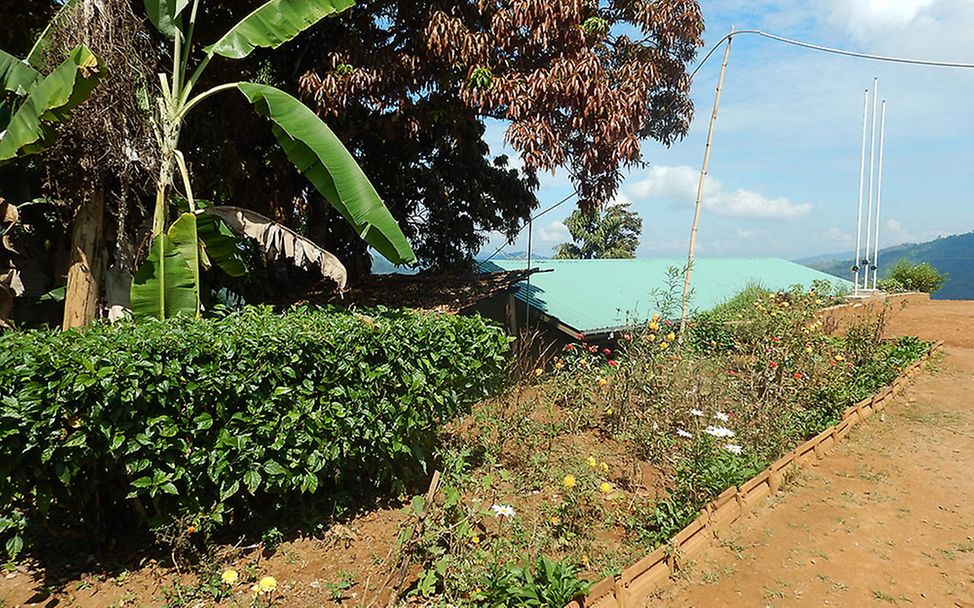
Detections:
654,299,974,607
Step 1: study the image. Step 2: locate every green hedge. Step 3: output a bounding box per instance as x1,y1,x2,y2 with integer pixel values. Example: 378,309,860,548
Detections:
0,306,509,556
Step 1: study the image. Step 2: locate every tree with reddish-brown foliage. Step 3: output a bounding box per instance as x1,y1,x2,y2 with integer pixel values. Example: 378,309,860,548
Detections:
298,0,703,267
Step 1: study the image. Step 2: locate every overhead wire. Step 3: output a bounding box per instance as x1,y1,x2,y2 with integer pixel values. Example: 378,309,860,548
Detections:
482,28,974,263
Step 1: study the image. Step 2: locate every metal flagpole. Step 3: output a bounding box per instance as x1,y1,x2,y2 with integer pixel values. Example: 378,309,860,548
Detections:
872,100,887,289
679,27,733,342
853,89,870,295
863,78,879,290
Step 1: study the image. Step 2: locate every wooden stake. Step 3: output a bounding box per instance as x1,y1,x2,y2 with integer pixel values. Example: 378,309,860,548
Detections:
679,29,734,342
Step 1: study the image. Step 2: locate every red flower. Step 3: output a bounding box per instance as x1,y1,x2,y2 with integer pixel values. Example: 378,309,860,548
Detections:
794,372,803,380
608,360,618,367
664,320,674,326
771,336,780,343
588,345,598,353
769,361,778,369
564,344,575,351
602,348,612,356
727,369,737,376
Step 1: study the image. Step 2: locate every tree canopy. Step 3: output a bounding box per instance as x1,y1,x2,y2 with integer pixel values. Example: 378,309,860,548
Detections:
553,203,643,260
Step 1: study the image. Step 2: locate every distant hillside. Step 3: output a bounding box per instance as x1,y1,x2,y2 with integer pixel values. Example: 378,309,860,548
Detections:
799,232,974,300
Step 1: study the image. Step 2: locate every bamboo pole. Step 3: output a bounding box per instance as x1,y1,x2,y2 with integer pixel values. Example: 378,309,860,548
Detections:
679,29,733,341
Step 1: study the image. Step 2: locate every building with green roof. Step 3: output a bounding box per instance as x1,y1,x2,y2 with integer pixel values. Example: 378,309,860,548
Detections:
479,258,851,338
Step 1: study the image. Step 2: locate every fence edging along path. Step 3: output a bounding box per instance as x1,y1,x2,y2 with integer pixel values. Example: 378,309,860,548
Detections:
567,340,945,608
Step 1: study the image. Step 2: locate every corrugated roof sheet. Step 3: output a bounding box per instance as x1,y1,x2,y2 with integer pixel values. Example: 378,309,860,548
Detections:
479,258,852,334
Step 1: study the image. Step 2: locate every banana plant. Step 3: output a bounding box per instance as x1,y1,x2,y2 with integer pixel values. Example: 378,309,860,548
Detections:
0,0,105,162
131,0,416,320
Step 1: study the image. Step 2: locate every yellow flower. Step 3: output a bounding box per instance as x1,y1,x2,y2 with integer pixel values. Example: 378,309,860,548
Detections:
554,359,564,370
805,346,813,353
563,475,576,489
659,341,669,350
597,377,607,386
646,333,657,342
221,569,239,585
599,482,612,495
473,587,482,595
549,516,560,525
258,576,277,592
251,584,261,597
599,462,608,473
470,535,480,545
834,354,845,362
534,368,543,377
586,456,597,469
581,555,590,567
666,332,676,342
648,322,660,332
652,314,661,323
605,408,613,416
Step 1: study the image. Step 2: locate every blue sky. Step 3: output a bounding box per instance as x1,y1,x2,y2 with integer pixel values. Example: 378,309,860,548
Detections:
480,0,974,261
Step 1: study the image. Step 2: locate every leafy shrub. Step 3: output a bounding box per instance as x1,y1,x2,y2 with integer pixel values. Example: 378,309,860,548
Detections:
475,557,593,607
880,259,947,293
0,306,509,557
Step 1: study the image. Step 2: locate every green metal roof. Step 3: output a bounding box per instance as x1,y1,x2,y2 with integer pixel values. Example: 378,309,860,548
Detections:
480,258,852,335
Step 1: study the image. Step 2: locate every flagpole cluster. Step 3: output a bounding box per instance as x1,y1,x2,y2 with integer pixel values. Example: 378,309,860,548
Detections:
853,79,888,295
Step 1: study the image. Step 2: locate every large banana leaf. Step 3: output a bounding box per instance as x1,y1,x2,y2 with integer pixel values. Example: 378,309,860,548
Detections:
143,0,190,39
131,213,200,320
237,83,416,265
203,206,347,288
0,45,104,162
196,211,248,277
0,50,41,97
205,0,354,60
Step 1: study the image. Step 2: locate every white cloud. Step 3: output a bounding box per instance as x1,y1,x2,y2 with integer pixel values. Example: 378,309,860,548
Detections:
824,227,854,245
881,218,916,244
626,165,812,220
537,221,570,243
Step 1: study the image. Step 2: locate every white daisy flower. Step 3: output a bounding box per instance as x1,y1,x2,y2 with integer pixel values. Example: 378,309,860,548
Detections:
689,408,705,417
704,425,736,439
491,504,516,518
677,429,693,439
714,411,730,422
724,444,743,455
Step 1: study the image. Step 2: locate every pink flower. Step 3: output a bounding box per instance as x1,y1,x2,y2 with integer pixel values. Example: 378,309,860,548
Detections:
602,348,612,356
769,361,778,369
588,345,598,353
727,369,737,376
608,360,618,367
564,344,575,351
623,333,632,341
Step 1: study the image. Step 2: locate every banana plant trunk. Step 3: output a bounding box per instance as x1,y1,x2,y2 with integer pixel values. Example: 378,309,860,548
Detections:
62,188,105,330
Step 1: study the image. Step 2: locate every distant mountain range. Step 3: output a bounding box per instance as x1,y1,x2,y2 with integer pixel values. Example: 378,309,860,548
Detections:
798,232,974,300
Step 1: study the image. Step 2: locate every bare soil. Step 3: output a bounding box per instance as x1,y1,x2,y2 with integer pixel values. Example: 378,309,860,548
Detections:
655,299,974,607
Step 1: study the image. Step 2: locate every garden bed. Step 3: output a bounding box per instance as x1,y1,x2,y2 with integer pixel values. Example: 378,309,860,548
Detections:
0,289,936,607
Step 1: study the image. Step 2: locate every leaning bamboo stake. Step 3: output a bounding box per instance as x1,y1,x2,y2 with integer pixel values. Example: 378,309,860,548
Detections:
678,29,733,342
